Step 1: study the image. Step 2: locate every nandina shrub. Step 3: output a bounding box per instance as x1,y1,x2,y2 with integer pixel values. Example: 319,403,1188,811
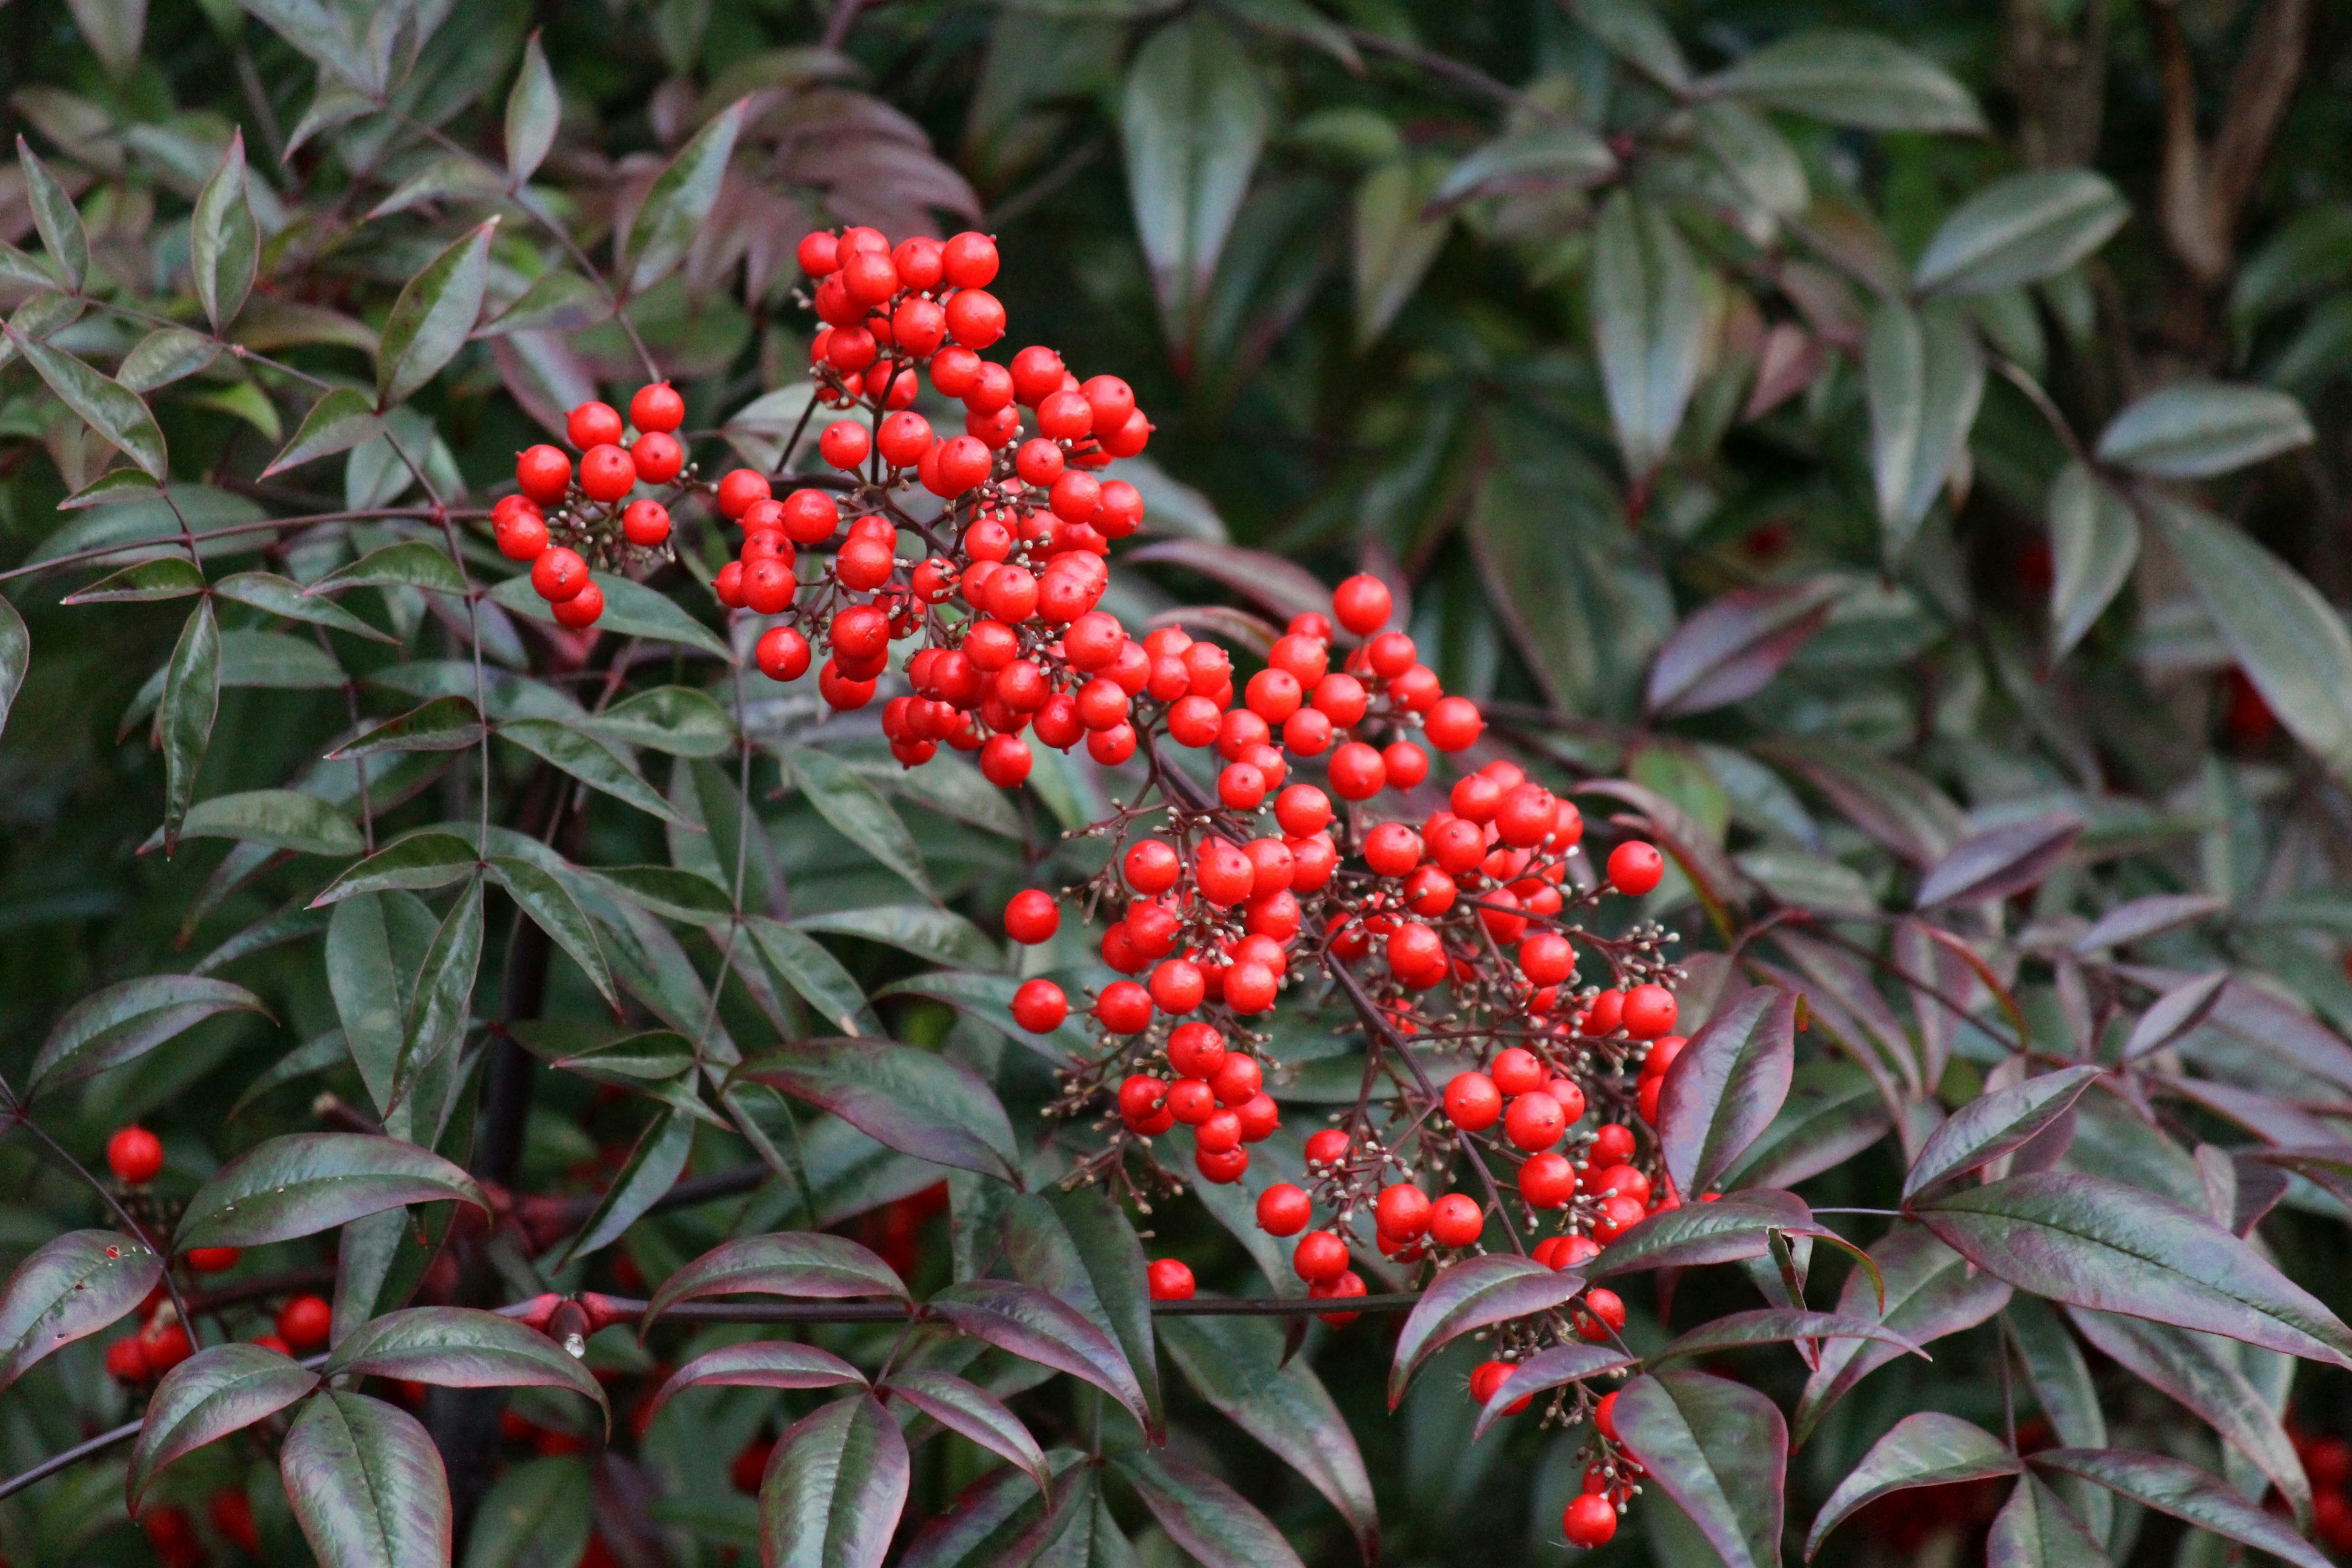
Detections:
7,4,2352,1568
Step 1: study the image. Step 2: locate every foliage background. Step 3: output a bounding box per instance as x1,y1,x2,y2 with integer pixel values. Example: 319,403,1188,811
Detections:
7,0,2352,1565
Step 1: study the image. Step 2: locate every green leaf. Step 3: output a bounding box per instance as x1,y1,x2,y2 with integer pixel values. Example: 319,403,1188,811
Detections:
310,540,469,596
129,1344,320,1509
1915,171,2127,296
191,129,258,330
746,918,880,1036
0,592,24,741
554,1106,695,1265
464,1457,592,1568
264,387,386,478
1613,1370,1787,1568
2047,462,2138,657
544,1029,696,1084
1352,156,1450,347
1566,0,1691,91
0,1229,162,1393
1865,298,1983,562
331,697,484,761
17,136,87,290
1988,1475,2114,1568
1003,1187,1162,1434
62,555,208,604
281,1392,451,1568
1591,190,1705,481
644,1232,908,1330
592,863,734,921
1904,1066,2102,1199
1695,100,1809,221
758,1395,910,1568
1121,15,1268,342
488,571,731,660
240,0,378,92
1110,1447,1307,1568
376,220,496,409
10,330,170,480
28,974,266,1096
929,1280,1152,1431
793,906,1000,972
314,831,481,906
1913,1170,2352,1368
1720,1058,1894,1190
214,570,399,644
327,895,404,1114
1159,1313,1378,1558
326,1307,609,1425
780,746,935,900
396,876,482,1106
881,1370,1050,1494
2095,382,2313,478
2149,497,2352,789
175,1131,486,1251
1795,1224,2011,1442
1708,29,1985,132
741,1037,1019,1183
1388,1255,1587,1408
873,971,1085,1066
118,326,224,392
1655,1308,1926,1365
486,857,614,1007
1806,1412,2016,1558
499,718,690,825
1657,986,1797,1197
155,597,221,853
625,99,747,295
2028,1448,2331,1568
582,685,733,758
644,1341,867,1426
163,789,359,856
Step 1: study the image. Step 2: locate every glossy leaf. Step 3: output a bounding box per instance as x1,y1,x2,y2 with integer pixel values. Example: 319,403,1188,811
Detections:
499,718,690,825
191,129,258,329
554,1106,694,1265
0,592,24,741
486,856,614,1008
281,1391,452,1568
1474,1343,1638,1439
1388,1254,1586,1408
1592,189,1705,480
2122,970,2228,1060
264,387,385,477
1795,1224,2011,1442
1430,124,1615,208
1915,171,2127,296
791,906,999,973
1002,1187,1162,1433
926,1280,1151,1433
1112,1447,1308,1568
18,137,87,290
1720,1060,1895,1191
2095,382,2313,478
214,570,397,643
2047,462,2139,658
175,1131,486,1251
310,540,469,596
1913,1170,2352,1367
464,1458,590,1568
377,220,496,409
1657,986,1796,1197
583,685,733,758
2073,894,2224,954
1590,1188,1822,1276
1866,298,1983,561
158,598,219,851
1807,1412,2017,1558
644,1340,868,1425
0,1229,161,1393
741,1037,1019,1183
488,573,732,659
1988,1474,2113,1568
1647,578,1845,717
504,31,559,185
1904,1066,2103,1199
1352,156,1450,346
168,790,363,856
1613,1370,1787,1568
644,1232,908,1329
747,918,878,1036
393,875,481,1105
883,1370,1050,1494
11,329,170,481
28,973,265,1096
119,326,224,393
325,1307,608,1423
625,99,746,295
1656,1309,1927,1366
758,1395,911,1568
313,831,481,906
779,745,936,900
1710,29,1984,132
2029,1447,2331,1568
1122,14,1267,342
128,1343,319,1509
332,697,485,760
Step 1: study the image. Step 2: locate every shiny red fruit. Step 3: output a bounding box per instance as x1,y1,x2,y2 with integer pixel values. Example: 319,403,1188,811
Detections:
107,1125,164,1184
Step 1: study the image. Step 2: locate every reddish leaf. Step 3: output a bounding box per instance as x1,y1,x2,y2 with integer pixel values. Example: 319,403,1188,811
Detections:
1615,1370,1787,1568
1903,1066,2103,1200
643,1232,909,1332
0,1229,162,1393
1646,577,1845,717
881,1369,1050,1494
129,1344,318,1509
1795,1223,2011,1442
1915,813,2081,908
1589,1188,1822,1277
2029,1447,2331,1568
758,1395,910,1568
926,1280,1152,1435
1112,1447,1308,1568
1473,1343,1637,1439
644,1340,867,1426
1806,1412,2016,1558
1387,1254,1587,1408
1657,986,1797,1197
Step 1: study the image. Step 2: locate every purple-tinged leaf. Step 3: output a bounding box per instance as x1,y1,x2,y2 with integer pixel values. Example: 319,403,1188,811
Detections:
1614,1371,1787,1568
0,1229,162,1393
645,1233,908,1332
1126,540,1332,627
2195,973,2352,1093
311,831,482,907
1590,1188,1821,1278
1915,813,2082,909
129,1344,318,1509
2227,1151,2291,1235
2123,971,2228,1060
1796,1224,2011,1443
1658,1309,1927,1366
758,1395,910,1568
741,1038,1020,1183
2029,1447,2331,1568
554,1105,696,1268
1002,1186,1161,1433
2003,1298,2112,1539
1904,1066,2104,1200
1912,1171,2352,1368
1474,1343,1637,1439
2158,1075,2344,1148
176,1133,485,1251
1896,915,1973,1090
1387,1255,1586,1409
27,974,268,1097
927,1280,1151,1434
1805,1412,2016,1558
1579,777,1751,922
1646,577,1847,717
1753,738,1966,867
882,1370,1050,1494
323,1308,608,1427
1988,1474,2113,1568
2064,1308,2310,1523
1765,933,1922,1098
900,1452,1082,1568
1160,1312,1379,1559
644,1341,867,1426
1112,1447,1308,1568
1722,1060,1896,1191
2073,894,2225,954
1658,986,1796,1197
281,1391,452,1568
995,1464,1134,1568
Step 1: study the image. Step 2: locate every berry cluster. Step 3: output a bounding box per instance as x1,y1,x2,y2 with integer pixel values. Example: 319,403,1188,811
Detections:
500,382,690,629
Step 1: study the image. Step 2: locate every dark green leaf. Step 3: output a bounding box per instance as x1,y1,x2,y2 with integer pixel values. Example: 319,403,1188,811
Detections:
1795,1224,2011,1442
780,746,935,900
1657,986,1796,1197
377,220,496,409
118,326,223,392
1111,1447,1307,1568
1001,1186,1161,1434
18,136,86,290
2095,383,2313,478
1647,578,1845,717
1709,29,1984,131
554,1105,695,1265
1592,189,1705,479
310,540,468,596
325,1307,608,1424
165,789,363,856
503,34,559,184
544,1029,695,1084
1657,1309,1926,1366
463,1457,591,1568
1917,813,2083,908
1904,1066,2102,1199
1613,1371,1787,1568
644,1341,867,1426
11,331,170,480
0,1229,161,1393
264,387,386,478
313,831,481,906
394,876,481,1106
191,129,258,329
1566,0,1691,88
1806,1412,2016,1558
582,685,733,758
874,971,1085,1067
62,555,207,604
2029,1447,2330,1568
793,906,1000,972
1388,1254,1586,1408
1121,15,1268,342
644,1232,908,1330
1988,1474,2113,1568
2047,462,2138,657
175,1131,486,1250
1915,171,2127,295
128,1343,319,1509
758,1395,910,1568
281,1391,451,1568
1434,124,1616,209
331,697,484,760
28,974,266,1096
592,863,734,921
882,1370,1050,1493
214,570,398,643
741,1037,1018,1182
0,592,25,741
1352,156,1450,346
1719,1059,1895,1191
746,918,879,1036
1866,298,1983,562
927,1280,1152,1433
488,572,731,659
499,718,690,825
626,99,746,295
486,857,613,1006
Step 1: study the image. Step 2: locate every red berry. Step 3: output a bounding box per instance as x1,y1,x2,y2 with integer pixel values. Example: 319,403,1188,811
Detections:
1590,1123,1637,1167
1327,742,1387,801
1521,1153,1577,1208
1424,695,1483,752
531,546,588,603
107,1125,164,1184
1575,1287,1627,1342
1292,1230,1350,1283
1520,933,1575,986
631,431,684,484
1147,1259,1196,1301
944,289,1006,349
1444,1071,1502,1131
140,1322,194,1374
797,232,840,276
755,626,812,682
277,1293,333,1351
1097,980,1154,1035
1374,1183,1431,1240
1331,574,1392,636
1491,1048,1545,1097
1622,984,1678,1039
716,468,771,519
1304,1128,1351,1166
1608,841,1665,897
211,1487,261,1553
942,231,1000,289
567,401,624,450
630,382,685,434
1471,1359,1532,1415
1196,1145,1249,1184
1594,1390,1619,1441
979,733,1033,788
1256,1183,1311,1235
820,420,872,471
106,1334,149,1383
186,1246,240,1273
1562,1492,1618,1548
1003,889,1058,945
1427,1193,1484,1248
515,443,572,503
1209,1054,1264,1107
1504,1091,1566,1151
1010,978,1068,1033
1363,823,1423,878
